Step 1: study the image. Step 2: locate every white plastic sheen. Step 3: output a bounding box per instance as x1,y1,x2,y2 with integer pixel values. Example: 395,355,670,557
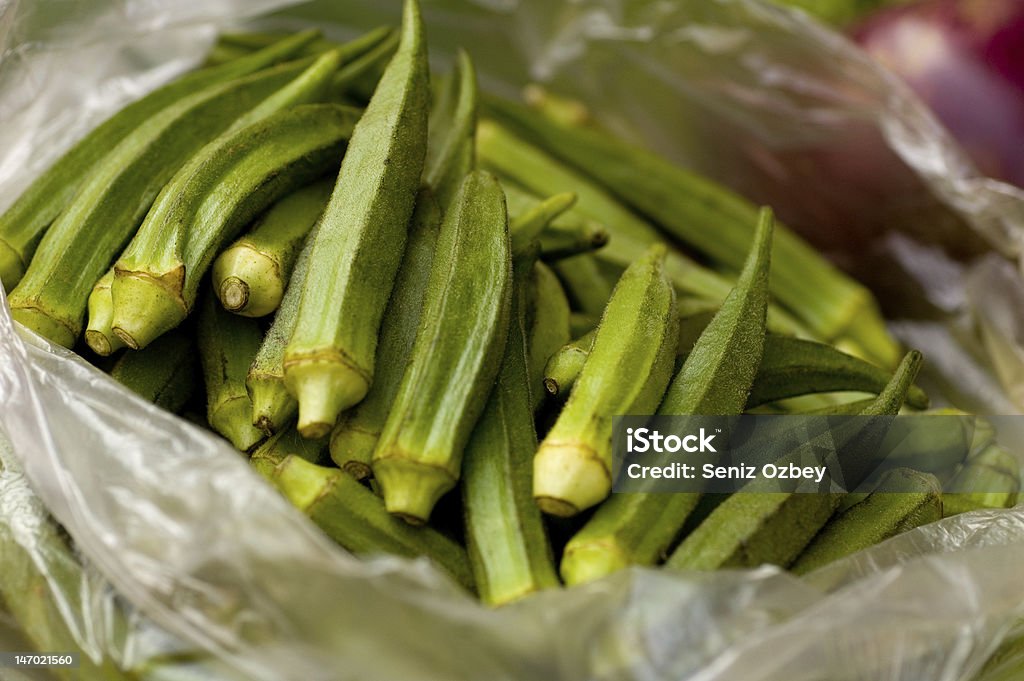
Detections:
3,1,1024,680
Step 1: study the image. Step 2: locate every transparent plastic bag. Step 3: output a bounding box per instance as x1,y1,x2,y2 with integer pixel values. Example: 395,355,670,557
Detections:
4,1,1024,680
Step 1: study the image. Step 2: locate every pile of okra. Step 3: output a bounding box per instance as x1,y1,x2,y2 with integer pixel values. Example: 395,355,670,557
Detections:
1,0,1018,605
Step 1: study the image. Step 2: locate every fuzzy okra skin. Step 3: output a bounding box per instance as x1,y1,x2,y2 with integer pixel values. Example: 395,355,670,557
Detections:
8,58,318,349
790,468,943,575
560,209,773,585
109,328,198,413
533,244,678,518
463,254,560,606
373,171,512,524
330,191,441,479
485,98,899,367
213,179,333,318
272,455,475,592
197,292,266,452
667,350,924,571
527,262,571,411
110,56,357,349
0,30,319,291
424,49,478,208
283,0,430,439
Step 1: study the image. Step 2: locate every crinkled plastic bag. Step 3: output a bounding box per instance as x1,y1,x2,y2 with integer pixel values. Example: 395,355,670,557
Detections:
4,1,1024,680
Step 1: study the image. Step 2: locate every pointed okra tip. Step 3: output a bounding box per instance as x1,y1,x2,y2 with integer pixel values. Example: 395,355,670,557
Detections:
532,441,611,517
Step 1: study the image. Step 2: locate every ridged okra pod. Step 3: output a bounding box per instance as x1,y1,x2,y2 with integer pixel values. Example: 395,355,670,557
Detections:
8,58,318,348
533,243,677,517
559,209,773,585
527,262,571,410
463,254,559,605
424,49,478,208
207,26,391,68
247,234,310,436
197,292,266,452
111,55,356,349
329,191,441,479
667,350,923,571
790,468,943,574
485,97,899,366
109,328,198,413
373,170,512,524
250,425,327,480
0,30,318,290
283,0,430,438
213,179,333,318
503,182,604,260
272,455,475,591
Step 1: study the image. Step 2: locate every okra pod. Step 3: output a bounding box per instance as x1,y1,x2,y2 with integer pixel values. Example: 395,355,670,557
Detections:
250,426,327,480
424,49,478,208
943,443,1021,516
790,468,943,574
283,0,430,438
272,455,474,591
212,179,333,318
111,56,357,349
329,190,442,479
197,291,266,452
247,231,314,436
559,209,773,585
485,97,900,367
331,31,401,101
0,30,318,290
109,327,198,413
373,170,512,524
503,181,607,261
84,269,125,356
527,262,571,410
533,243,677,517
208,26,392,67
552,254,616,317
463,254,559,605
9,58,320,348
667,350,923,571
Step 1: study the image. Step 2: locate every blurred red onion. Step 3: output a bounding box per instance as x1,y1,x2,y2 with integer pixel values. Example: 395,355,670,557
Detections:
853,0,1024,187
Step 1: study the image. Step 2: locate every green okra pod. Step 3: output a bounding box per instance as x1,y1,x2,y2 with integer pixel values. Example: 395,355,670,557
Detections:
485,97,899,367
559,209,773,585
212,179,334,318
272,455,475,591
283,0,430,438
463,254,560,606
503,181,607,261
943,443,1021,516
790,468,943,575
667,350,924,571
197,291,266,452
533,243,677,517
207,26,392,67
552,254,616,317
527,262,571,411
373,170,512,524
329,190,442,479
330,30,401,101
109,328,198,413
111,54,357,349
84,269,125,356
250,426,327,480
9,57,321,348
424,49,478,208
247,231,314,436
0,30,318,290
